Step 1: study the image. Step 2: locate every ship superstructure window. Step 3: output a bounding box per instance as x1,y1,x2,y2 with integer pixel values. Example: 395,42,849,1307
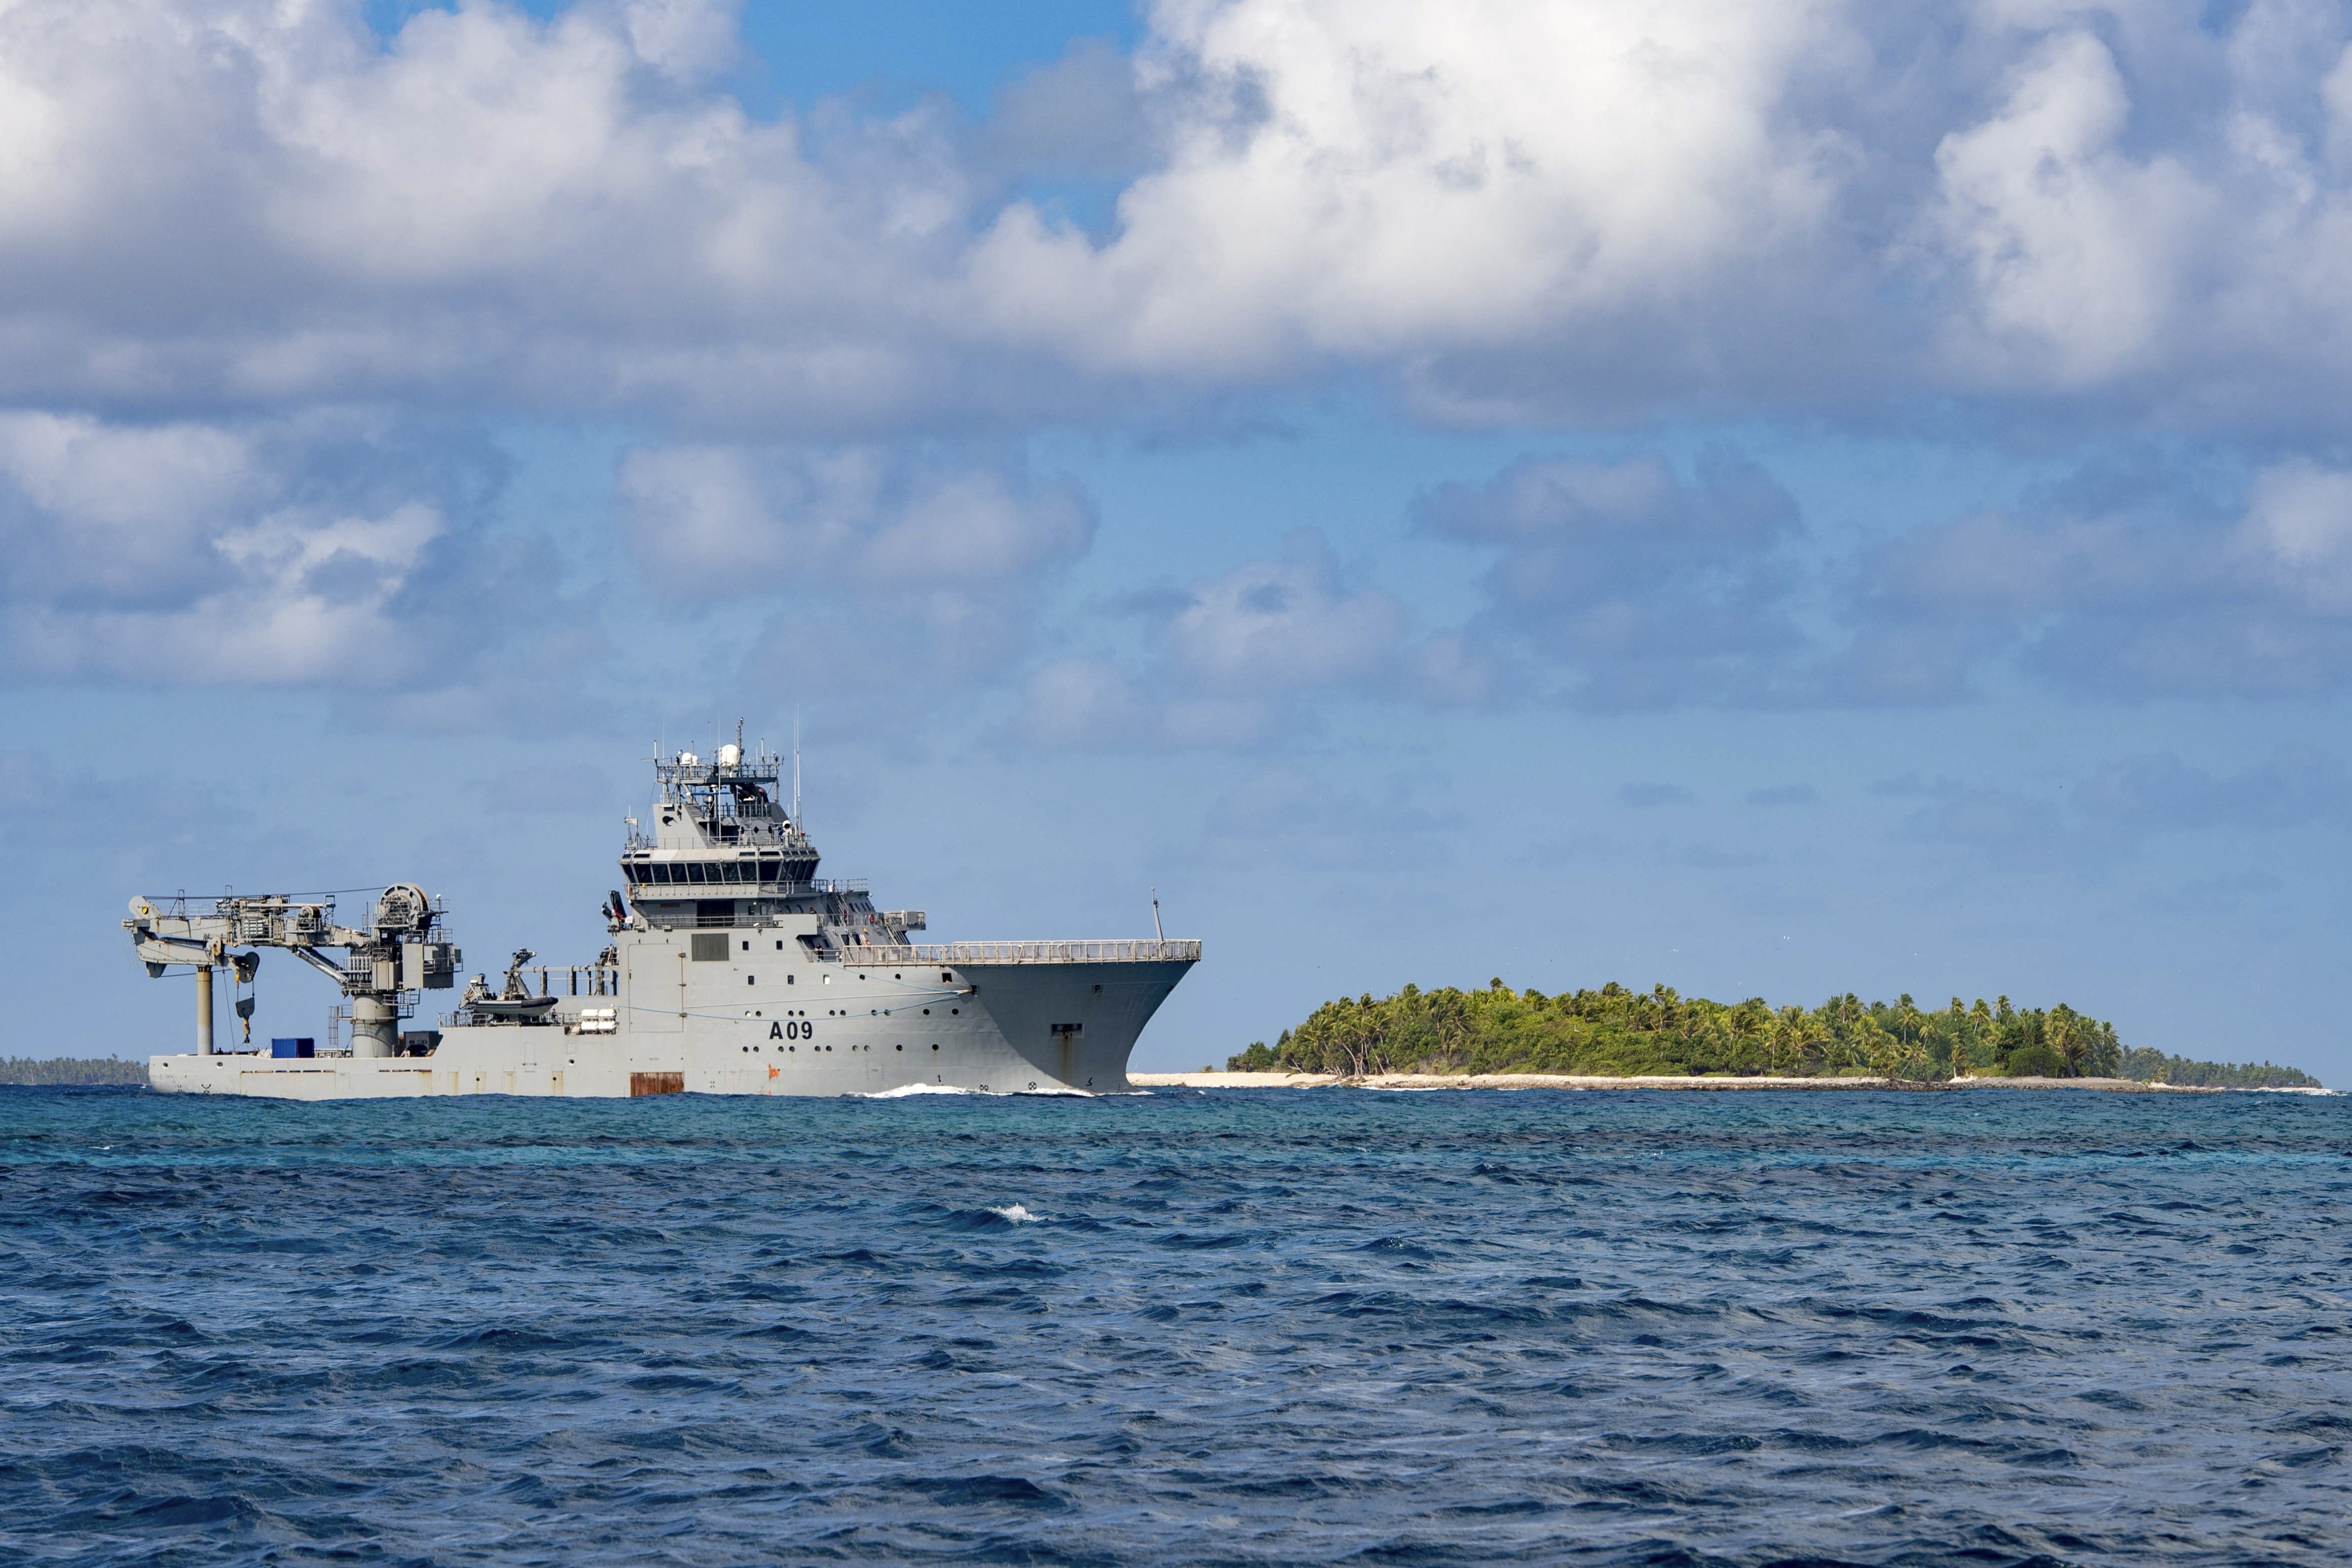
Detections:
635,856,808,887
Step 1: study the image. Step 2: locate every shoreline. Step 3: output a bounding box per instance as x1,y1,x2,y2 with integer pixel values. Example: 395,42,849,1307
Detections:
1131,1071,2227,1093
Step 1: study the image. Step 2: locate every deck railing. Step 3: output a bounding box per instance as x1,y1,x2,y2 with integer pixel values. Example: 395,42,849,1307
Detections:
826,939,1201,966
516,965,619,997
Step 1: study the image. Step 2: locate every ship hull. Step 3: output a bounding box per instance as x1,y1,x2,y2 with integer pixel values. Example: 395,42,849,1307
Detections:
147,954,1193,1100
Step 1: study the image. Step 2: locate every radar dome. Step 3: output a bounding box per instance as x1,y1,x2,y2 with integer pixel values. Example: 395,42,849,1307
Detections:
717,743,741,768
678,750,700,767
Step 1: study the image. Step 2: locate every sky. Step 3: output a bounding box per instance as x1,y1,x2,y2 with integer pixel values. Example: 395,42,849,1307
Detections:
4,0,2350,1081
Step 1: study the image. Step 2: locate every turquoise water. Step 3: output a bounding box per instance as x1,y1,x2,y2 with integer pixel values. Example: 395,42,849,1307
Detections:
3,1086,2346,1566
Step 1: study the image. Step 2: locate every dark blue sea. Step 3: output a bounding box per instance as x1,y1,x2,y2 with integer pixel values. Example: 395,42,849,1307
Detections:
3,1086,2347,1568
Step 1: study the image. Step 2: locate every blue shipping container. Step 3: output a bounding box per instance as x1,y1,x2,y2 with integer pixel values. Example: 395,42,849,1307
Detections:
270,1038,316,1058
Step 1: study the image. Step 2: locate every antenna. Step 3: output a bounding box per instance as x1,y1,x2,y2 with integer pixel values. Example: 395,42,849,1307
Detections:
1151,887,1164,943
791,709,802,827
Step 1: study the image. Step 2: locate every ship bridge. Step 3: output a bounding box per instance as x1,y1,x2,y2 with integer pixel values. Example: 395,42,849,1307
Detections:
626,738,819,888
618,734,921,953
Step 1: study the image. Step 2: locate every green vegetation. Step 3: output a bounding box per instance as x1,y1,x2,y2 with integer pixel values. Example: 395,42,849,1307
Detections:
0,1056,148,1086
1226,980,2322,1088
2112,1047,2321,1089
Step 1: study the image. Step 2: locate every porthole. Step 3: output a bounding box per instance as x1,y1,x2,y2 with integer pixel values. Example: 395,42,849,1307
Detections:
951,1008,958,1015
922,1008,930,1015
932,1043,939,1051
895,1044,903,1051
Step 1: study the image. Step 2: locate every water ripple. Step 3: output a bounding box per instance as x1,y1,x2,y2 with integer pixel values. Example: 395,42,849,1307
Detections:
2,1086,2346,1566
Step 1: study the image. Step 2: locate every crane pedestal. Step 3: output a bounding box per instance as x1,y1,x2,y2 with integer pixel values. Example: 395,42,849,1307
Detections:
350,994,399,1058
195,963,215,1056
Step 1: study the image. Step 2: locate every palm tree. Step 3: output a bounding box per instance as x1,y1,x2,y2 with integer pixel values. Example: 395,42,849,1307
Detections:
1959,997,1992,1076
1895,995,1925,1056
1727,1000,1768,1073
2052,1005,2090,1077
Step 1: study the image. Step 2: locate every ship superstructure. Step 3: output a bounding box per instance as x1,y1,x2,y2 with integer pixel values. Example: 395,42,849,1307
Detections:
133,740,1198,1099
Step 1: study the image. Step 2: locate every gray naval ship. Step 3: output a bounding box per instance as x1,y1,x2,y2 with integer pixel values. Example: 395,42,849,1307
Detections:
129,740,1198,1099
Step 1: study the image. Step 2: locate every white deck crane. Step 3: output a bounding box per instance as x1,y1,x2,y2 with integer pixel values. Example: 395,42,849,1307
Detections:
125,886,459,1057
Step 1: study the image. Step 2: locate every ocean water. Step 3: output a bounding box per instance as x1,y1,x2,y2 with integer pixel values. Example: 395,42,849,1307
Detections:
3,1087,2347,1568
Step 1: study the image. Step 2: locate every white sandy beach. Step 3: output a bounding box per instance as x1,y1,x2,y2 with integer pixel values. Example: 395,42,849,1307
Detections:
1132,1072,2222,1093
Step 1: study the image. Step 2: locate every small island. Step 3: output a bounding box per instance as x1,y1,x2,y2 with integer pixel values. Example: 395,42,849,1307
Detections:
1209,981,2321,1088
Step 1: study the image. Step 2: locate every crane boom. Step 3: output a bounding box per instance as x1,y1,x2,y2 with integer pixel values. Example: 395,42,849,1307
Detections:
125,889,459,1058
